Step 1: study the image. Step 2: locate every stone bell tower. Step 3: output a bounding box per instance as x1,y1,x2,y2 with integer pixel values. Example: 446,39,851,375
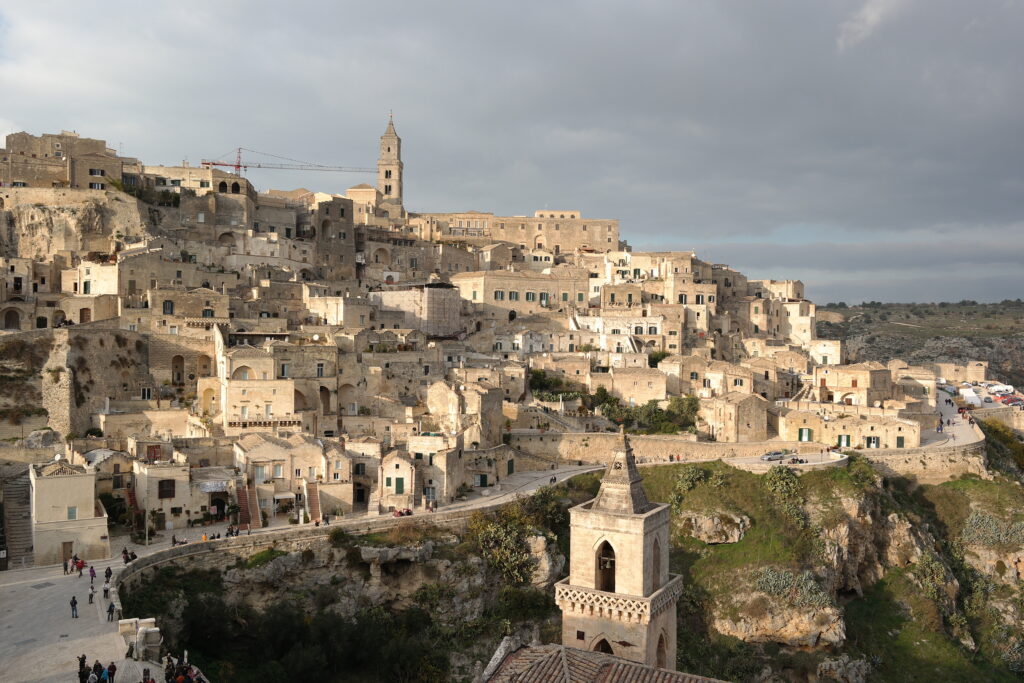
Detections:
554,432,684,669
377,114,403,212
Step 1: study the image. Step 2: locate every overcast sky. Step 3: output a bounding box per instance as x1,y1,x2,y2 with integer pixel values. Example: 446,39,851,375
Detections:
1,1,1021,304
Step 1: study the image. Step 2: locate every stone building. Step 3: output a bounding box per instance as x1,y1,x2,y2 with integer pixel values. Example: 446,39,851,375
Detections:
29,460,110,565
700,392,769,443
555,435,683,668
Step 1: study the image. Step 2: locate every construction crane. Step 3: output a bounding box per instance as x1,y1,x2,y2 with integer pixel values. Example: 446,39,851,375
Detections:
200,147,374,175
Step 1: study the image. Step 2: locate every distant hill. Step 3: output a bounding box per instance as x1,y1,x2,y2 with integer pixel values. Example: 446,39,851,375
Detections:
816,300,1024,387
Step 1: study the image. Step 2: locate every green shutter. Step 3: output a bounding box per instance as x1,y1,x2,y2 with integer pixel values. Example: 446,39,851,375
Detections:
395,477,404,494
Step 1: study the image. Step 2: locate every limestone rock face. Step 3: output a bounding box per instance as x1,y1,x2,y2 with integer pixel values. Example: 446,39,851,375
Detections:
19,429,63,450
526,534,565,588
712,592,845,647
816,654,871,683
963,544,1024,585
679,511,750,544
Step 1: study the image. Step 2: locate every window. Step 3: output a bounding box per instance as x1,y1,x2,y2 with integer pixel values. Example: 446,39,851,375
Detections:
82,281,91,295
88,182,105,190
385,476,392,487
89,168,105,176
201,308,214,318
279,363,289,378
140,387,152,400
493,290,505,301
525,292,536,302
239,406,248,419
733,378,744,387
274,464,283,478
162,300,174,315
561,292,569,302
577,292,584,302
254,465,266,482
316,362,324,377
295,468,301,477
67,506,78,520
472,290,477,301
355,463,365,475
158,479,176,499
508,291,519,301
678,294,687,304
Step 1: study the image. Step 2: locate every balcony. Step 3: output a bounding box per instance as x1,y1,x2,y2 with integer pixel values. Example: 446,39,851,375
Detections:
226,413,303,429
554,574,684,624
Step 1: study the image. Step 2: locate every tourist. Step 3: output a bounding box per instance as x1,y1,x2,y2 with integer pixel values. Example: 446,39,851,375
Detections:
103,579,110,599
88,584,95,604
78,654,88,671
105,566,112,581
64,558,70,575
78,561,84,577
106,661,117,682
89,565,96,583
107,601,116,621
130,551,138,562
86,670,98,683
70,595,78,618
201,533,207,542
171,534,177,546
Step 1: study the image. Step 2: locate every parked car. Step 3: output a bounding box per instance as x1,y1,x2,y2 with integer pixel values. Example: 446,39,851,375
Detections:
760,451,785,461
984,397,994,403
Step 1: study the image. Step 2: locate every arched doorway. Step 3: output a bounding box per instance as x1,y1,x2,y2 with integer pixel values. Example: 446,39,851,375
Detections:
231,365,253,380
218,233,235,246
319,386,331,414
3,309,20,330
201,388,216,414
79,308,92,324
294,390,308,412
593,639,613,654
596,541,616,592
508,310,516,322
53,310,66,327
230,181,240,194
171,355,185,385
656,633,667,668
218,181,228,192
197,355,212,377
372,247,390,265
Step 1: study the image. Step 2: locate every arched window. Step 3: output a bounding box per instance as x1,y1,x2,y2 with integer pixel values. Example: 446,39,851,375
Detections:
593,639,613,654
596,541,615,592
656,633,667,668
230,181,240,194
218,181,227,192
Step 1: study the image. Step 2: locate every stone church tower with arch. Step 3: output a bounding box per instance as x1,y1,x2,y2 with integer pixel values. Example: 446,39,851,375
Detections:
555,432,684,669
377,115,404,214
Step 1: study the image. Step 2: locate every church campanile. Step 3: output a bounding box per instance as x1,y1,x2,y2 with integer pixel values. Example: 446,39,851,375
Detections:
377,114,403,211
555,433,684,669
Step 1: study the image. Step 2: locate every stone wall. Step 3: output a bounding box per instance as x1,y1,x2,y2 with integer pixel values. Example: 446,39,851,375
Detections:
508,431,819,465
862,439,989,485
974,406,1024,431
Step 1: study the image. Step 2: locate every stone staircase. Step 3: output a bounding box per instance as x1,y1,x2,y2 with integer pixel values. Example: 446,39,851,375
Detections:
1,465,34,568
247,483,263,528
307,482,321,522
235,478,251,529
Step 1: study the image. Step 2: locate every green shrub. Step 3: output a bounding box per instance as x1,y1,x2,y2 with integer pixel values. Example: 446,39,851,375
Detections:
246,548,287,568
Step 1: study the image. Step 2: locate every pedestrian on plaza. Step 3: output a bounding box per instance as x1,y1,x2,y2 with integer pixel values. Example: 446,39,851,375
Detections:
89,565,96,583
171,534,177,546
64,558,70,575
93,660,104,676
201,533,207,542
106,661,117,682
86,670,98,683
129,551,137,562
107,601,116,621
79,654,88,671
102,580,110,599
104,566,112,581
323,515,329,525
70,595,79,618
88,584,95,604
78,561,83,577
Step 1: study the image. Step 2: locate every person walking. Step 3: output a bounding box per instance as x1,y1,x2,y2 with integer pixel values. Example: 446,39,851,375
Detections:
106,601,116,621
106,661,117,683
70,595,79,618
102,580,110,599
89,565,96,584
104,566,112,582
78,561,84,578
88,584,95,604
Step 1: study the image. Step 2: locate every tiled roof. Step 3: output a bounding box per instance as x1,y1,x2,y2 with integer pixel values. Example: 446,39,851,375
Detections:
487,644,722,683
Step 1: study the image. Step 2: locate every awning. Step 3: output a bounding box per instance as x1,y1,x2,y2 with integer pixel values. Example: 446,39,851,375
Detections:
273,492,296,500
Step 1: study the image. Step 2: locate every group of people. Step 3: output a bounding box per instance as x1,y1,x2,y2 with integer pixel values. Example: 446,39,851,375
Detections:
121,547,138,565
164,654,208,683
69,560,117,621
76,655,116,683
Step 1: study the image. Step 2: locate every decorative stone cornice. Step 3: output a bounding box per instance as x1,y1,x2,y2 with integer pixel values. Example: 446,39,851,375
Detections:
554,574,684,624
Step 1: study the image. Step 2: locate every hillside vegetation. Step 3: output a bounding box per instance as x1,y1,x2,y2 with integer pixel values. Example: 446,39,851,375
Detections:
817,300,1024,386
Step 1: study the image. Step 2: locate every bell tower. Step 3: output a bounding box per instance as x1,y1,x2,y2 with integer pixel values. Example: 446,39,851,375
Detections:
377,114,403,211
555,432,684,669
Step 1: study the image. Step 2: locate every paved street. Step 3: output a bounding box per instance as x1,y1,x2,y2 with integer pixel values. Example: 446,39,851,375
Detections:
0,463,600,683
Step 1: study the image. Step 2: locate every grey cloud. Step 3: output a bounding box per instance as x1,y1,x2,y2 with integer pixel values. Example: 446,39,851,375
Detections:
0,1,1021,302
